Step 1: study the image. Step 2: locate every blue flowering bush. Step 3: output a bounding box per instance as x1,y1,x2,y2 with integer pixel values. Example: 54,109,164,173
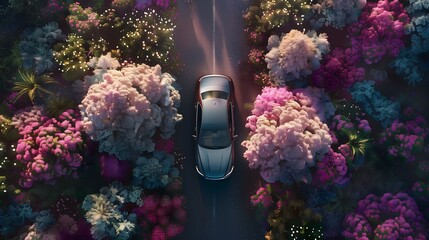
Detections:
133,151,179,190
0,203,34,237
34,210,55,232
391,0,429,85
350,81,400,127
82,182,143,240
311,0,367,29
19,22,64,74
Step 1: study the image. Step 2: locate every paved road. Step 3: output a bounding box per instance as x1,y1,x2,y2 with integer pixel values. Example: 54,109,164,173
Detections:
174,0,265,239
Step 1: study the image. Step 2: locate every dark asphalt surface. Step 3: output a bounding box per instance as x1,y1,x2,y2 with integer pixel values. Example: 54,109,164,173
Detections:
174,0,266,239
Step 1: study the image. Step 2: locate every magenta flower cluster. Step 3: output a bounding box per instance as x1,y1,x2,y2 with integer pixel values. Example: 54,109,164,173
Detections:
331,115,371,134
313,148,348,186
347,0,410,64
13,107,84,188
343,192,428,239
379,110,428,162
250,185,274,209
45,0,67,14
154,135,175,154
66,2,100,33
134,193,186,240
311,47,365,93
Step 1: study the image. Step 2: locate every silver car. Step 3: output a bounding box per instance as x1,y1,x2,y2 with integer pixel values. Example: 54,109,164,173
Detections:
193,74,236,180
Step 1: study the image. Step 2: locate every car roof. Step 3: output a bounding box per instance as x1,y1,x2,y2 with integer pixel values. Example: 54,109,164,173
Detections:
201,98,228,129
199,75,230,94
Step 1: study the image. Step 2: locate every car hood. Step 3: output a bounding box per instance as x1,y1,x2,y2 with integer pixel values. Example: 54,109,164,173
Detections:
197,144,232,179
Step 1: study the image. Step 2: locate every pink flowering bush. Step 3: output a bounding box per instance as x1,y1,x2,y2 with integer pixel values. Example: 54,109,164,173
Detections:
313,148,348,186
379,108,429,162
251,184,274,209
347,0,410,64
311,47,365,93
253,71,271,86
343,192,428,239
66,2,100,33
12,107,84,188
265,30,330,86
242,87,332,183
134,193,186,239
79,63,182,160
248,48,265,68
292,87,335,122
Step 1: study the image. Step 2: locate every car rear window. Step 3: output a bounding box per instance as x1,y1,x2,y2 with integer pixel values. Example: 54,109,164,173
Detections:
201,91,228,100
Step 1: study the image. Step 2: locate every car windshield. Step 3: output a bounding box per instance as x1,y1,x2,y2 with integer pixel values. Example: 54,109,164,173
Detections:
201,91,228,100
198,128,231,149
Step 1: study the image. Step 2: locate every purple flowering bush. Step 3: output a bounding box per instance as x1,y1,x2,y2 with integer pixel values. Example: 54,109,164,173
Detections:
347,0,410,64
311,47,365,93
99,154,132,183
242,87,332,183
343,192,428,239
379,108,429,162
135,0,176,10
313,148,348,186
12,107,84,188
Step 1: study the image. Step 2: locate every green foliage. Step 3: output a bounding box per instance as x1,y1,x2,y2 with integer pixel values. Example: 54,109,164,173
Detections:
119,9,175,67
0,42,22,90
245,0,312,33
45,95,77,118
342,129,372,158
53,33,88,81
12,70,56,104
267,198,323,239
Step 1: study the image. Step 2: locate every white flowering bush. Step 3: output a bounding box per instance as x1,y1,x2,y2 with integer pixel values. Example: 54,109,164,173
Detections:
242,87,332,183
265,30,330,86
79,63,182,160
73,52,121,98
